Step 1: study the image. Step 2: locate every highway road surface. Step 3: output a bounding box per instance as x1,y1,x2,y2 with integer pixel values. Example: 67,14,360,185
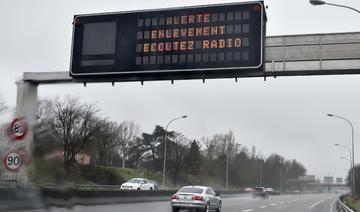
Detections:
46,193,339,212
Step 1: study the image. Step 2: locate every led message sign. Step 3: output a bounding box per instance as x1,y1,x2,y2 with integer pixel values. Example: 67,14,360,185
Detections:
70,2,266,81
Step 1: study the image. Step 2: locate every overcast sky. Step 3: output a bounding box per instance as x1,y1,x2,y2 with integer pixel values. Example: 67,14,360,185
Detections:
1,0,360,181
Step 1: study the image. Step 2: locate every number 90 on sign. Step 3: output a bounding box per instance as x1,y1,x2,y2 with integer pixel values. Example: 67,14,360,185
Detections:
4,152,21,171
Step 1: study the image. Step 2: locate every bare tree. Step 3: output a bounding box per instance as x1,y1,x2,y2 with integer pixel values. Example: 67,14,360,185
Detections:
93,121,119,166
203,131,239,159
49,96,104,174
117,120,141,168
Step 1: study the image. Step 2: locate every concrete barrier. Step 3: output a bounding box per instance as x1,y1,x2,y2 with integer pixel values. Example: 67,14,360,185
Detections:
0,187,249,210
40,188,248,207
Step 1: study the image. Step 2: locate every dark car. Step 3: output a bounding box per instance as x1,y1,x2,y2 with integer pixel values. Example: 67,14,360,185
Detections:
252,187,269,199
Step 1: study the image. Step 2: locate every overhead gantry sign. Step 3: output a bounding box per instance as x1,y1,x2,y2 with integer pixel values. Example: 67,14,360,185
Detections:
70,1,266,81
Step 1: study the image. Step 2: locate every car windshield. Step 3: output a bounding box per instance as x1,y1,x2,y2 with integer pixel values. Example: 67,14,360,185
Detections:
1,0,359,212
178,187,203,194
128,179,142,183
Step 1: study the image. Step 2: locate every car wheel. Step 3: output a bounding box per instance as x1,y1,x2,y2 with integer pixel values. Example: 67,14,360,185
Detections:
204,202,210,212
150,187,153,191
215,201,222,212
171,207,179,212
137,188,141,191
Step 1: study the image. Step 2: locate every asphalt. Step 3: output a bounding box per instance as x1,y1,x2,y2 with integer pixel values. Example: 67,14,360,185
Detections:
35,193,339,212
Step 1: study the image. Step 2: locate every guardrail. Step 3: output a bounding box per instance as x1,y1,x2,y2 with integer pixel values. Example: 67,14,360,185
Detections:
337,194,355,212
37,186,249,207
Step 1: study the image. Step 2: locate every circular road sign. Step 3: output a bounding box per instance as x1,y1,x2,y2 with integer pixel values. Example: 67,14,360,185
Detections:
7,118,28,141
3,152,22,172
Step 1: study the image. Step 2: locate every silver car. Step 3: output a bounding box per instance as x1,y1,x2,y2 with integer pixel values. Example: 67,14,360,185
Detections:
171,186,222,212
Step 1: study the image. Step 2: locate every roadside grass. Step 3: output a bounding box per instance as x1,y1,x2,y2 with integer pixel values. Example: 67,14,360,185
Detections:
31,159,234,192
113,167,162,183
183,174,226,190
345,195,360,211
32,158,91,185
31,158,162,188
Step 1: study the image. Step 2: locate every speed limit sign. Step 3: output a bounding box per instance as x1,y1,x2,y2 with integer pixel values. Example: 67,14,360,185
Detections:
7,118,28,141
2,146,30,172
3,152,22,172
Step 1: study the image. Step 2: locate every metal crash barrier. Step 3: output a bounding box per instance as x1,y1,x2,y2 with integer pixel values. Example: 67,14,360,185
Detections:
337,194,355,212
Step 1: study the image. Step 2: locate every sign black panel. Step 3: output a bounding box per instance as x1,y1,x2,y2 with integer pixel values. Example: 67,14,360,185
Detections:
70,2,266,81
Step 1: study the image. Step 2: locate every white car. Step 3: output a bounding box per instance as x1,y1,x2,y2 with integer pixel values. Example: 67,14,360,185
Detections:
120,178,155,191
171,186,222,212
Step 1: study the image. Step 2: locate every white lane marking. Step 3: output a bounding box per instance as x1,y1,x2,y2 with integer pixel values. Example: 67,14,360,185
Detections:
242,209,254,212
330,198,337,212
279,202,285,204
287,201,292,203
310,199,325,208
270,203,277,206
259,205,268,209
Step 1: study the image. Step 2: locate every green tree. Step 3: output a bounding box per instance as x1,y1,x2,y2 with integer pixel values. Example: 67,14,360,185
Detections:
184,140,201,175
167,133,188,185
140,125,175,172
346,164,360,196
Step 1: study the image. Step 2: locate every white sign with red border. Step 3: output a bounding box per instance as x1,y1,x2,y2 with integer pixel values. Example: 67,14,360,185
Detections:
3,152,21,171
6,117,29,141
2,146,31,172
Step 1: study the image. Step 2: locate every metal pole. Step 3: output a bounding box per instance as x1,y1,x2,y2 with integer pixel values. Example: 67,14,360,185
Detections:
328,114,356,196
325,2,360,14
162,115,187,189
280,168,282,192
351,123,356,196
336,144,353,192
162,129,167,189
310,0,360,14
226,154,229,191
340,156,352,172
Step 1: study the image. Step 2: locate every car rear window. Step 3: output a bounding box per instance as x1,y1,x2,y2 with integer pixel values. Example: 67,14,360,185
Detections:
178,187,203,194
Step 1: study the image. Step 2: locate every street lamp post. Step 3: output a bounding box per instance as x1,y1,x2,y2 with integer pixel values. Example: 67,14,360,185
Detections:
328,114,356,196
340,156,352,167
335,143,352,165
336,144,353,189
279,166,282,192
162,115,187,189
309,0,360,14
225,142,240,191
226,153,229,191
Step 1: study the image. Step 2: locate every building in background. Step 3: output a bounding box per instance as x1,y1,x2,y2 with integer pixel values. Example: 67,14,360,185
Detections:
324,176,334,184
336,178,343,184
